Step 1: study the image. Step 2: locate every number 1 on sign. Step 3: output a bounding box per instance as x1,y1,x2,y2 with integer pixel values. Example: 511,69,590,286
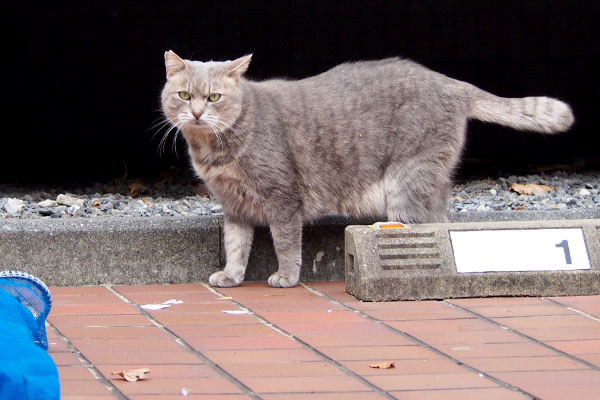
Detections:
555,240,573,264
555,240,572,264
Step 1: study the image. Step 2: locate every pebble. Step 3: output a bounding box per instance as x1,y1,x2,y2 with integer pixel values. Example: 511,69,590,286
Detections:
0,170,599,219
4,198,24,215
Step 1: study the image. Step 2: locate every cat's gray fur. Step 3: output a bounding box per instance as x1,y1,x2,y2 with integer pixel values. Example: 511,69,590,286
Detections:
161,51,574,288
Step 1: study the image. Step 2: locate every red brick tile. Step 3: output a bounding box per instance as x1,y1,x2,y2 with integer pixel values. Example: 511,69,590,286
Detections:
436,342,556,358
262,393,388,400
494,315,600,329
491,370,600,400
124,292,224,305
219,282,304,294
110,377,241,395
170,323,276,338
449,297,549,307
234,299,345,312
297,333,413,347
96,364,219,379
46,333,70,352
365,306,474,320
462,355,588,372
50,303,138,316
517,326,600,341
115,284,211,295
71,338,183,353
455,304,577,318
218,361,344,377
277,320,391,336
387,321,525,345
50,286,114,296
57,365,96,380
140,303,229,314
388,318,493,333
57,326,167,339
50,352,84,366
81,350,202,365
49,314,152,327
240,375,371,393
367,372,496,391
187,335,301,351
259,310,363,323
60,379,113,395
319,345,440,361
203,349,323,363
128,395,252,400
392,387,527,400
342,358,465,376
52,294,125,305
546,339,600,355
153,312,258,326
578,353,600,366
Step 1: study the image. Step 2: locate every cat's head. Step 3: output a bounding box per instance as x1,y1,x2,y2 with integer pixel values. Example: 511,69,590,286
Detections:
161,51,251,136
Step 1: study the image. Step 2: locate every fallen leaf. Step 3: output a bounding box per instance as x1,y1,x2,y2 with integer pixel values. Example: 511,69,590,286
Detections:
509,183,553,195
112,368,150,382
128,182,147,197
217,296,233,300
369,361,395,369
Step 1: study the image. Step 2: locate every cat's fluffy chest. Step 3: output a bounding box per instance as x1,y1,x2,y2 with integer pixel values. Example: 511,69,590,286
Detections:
194,161,267,223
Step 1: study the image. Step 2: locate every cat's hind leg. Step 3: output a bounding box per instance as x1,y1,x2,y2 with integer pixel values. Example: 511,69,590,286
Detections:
209,217,254,287
383,158,451,223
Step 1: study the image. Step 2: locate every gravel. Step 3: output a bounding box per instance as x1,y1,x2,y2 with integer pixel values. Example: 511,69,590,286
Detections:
1,170,598,219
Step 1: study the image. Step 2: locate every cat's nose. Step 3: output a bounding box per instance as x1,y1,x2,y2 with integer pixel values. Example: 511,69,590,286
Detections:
192,112,202,119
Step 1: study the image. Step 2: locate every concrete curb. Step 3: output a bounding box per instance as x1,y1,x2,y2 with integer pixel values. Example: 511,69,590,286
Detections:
1,210,598,286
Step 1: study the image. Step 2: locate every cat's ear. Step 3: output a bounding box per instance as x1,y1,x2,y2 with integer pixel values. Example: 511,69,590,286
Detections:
225,54,252,81
164,50,187,79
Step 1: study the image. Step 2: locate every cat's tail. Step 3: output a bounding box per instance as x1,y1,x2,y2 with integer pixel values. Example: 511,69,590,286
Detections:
467,88,574,134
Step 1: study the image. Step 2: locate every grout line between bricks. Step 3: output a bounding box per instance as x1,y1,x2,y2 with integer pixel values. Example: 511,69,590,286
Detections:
106,285,263,400
46,322,129,400
442,300,600,371
543,298,600,322
202,283,400,400
301,283,537,400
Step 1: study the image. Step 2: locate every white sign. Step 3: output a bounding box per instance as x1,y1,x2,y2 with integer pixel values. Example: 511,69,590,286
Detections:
450,228,591,273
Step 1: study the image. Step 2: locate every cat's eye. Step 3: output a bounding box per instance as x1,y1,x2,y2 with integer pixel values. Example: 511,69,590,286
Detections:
178,91,191,100
208,93,221,102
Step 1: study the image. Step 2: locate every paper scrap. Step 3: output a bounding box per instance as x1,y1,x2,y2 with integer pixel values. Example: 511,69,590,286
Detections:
140,299,183,310
222,310,249,315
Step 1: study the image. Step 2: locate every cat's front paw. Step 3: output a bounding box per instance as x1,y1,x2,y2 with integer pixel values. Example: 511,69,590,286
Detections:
209,271,242,287
267,272,299,288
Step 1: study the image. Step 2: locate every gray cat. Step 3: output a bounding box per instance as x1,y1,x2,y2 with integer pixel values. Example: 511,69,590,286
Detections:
160,51,573,288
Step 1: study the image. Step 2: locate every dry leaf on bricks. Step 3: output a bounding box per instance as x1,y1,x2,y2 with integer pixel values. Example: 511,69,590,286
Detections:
369,361,395,369
509,183,554,195
111,368,151,382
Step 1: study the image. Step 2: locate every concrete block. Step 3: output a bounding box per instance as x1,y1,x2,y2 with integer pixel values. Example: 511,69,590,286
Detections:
0,216,221,286
345,219,600,301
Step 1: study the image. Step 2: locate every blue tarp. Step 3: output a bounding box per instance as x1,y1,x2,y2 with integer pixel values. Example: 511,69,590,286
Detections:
0,276,59,400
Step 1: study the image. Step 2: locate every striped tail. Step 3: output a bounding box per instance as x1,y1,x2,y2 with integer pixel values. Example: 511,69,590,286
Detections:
468,89,574,134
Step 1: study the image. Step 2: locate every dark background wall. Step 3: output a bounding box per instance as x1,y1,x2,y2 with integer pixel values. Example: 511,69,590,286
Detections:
4,0,599,184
